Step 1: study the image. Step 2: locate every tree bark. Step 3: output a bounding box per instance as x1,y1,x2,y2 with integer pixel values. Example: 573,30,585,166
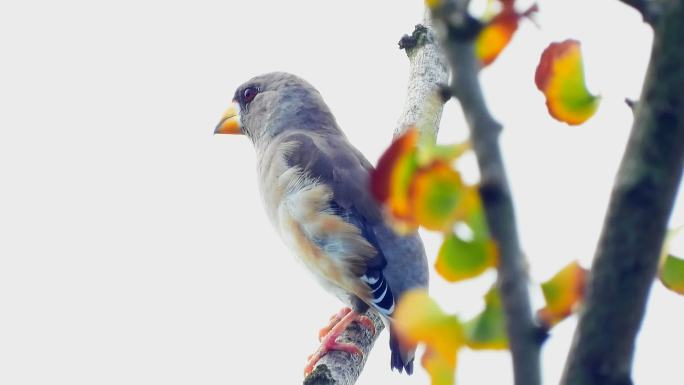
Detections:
428,3,543,385
303,311,384,385
303,10,448,385
395,10,450,139
560,2,684,384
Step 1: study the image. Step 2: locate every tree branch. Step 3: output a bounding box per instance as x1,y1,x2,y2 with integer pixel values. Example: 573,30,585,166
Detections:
303,10,448,385
395,10,450,138
304,311,384,385
619,0,659,24
560,3,684,385
429,3,543,385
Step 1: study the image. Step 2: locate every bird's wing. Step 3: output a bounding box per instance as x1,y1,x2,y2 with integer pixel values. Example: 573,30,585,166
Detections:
281,131,427,315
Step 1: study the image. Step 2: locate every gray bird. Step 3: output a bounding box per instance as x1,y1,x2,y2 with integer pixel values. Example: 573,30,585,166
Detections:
214,72,429,375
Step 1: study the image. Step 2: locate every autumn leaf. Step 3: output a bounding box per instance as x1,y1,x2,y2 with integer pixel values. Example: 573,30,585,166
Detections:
409,162,478,232
436,232,497,282
537,261,588,328
418,141,471,166
394,290,464,385
660,255,684,295
371,129,476,234
658,227,684,295
425,0,444,10
535,40,600,125
464,286,508,350
475,4,538,66
370,128,420,231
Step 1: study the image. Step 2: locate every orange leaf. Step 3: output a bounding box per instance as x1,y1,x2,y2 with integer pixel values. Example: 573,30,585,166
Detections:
535,40,600,125
371,128,418,204
537,261,588,328
370,128,420,232
475,4,537,66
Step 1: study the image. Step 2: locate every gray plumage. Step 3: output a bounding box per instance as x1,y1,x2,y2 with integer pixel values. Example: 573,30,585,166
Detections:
227,72,429,374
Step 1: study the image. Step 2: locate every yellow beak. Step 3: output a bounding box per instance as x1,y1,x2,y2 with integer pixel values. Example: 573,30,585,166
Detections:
214,102,242,135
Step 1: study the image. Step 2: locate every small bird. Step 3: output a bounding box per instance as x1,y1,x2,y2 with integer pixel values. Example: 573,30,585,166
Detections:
214,72,429,375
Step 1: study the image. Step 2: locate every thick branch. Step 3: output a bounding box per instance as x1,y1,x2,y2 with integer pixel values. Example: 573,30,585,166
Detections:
619,0,659,24
303,11,448,385
395,10,450,138
429,4,543,385
560,3,684,385
304,311,384,385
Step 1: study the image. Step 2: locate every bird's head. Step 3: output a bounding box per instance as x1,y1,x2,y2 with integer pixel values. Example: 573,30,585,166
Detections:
214,72,340,145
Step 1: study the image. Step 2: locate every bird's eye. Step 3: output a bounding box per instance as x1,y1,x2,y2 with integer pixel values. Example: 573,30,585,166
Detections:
243,87,259,104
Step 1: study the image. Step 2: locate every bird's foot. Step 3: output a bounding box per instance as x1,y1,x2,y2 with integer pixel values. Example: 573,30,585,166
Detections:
304,309,376,376
318,307,375,341
318,307,352,341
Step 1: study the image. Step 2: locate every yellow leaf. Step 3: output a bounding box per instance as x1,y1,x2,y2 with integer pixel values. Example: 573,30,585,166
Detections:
425,0,444,10
535,40,600,125
394,290,464,385
537,261,587,328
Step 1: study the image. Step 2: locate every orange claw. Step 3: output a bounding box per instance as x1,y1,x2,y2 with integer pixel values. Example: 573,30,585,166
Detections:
318,307,352,341
304,309,376,376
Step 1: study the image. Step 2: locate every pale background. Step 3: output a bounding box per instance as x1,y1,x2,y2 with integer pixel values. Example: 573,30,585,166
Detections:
1,0,682,384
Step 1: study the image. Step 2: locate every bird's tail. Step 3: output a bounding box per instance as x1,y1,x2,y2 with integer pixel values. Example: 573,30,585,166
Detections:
389,324,415,375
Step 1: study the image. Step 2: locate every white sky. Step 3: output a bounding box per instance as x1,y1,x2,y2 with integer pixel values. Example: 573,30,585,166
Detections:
1,1,682,384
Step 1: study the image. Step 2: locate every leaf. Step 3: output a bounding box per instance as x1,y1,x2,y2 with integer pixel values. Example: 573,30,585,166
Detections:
436,232,497,282
535,40,600,125
371,128,418,204
394,290,464,385
417,141,471,166
435,198,498,282
537,261,588,328
370,128,420,232
409,162,478,231
371,129,475,234
475,4,538,67
464,286,508,350
659,227,684,295
660,255,684,295
425,0,444,10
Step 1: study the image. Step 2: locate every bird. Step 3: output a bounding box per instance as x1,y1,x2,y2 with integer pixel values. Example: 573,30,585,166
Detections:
214,72,429,375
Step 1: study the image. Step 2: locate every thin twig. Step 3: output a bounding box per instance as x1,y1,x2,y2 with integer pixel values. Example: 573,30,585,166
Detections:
429,3,543,385
560,2,684,385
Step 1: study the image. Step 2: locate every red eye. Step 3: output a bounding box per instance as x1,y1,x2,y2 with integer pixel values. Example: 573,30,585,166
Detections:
243,87,259,103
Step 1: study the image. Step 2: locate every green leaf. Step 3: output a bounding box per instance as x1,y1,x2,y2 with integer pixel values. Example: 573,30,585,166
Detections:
435,232,497,282
660,254,684,295
463,287,508,350
658,226,684,295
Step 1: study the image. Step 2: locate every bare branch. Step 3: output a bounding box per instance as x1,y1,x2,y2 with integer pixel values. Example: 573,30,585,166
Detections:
561,3,684,385
303,10,448,385
429,3,543,385
304,311,384,385
395,10,450,138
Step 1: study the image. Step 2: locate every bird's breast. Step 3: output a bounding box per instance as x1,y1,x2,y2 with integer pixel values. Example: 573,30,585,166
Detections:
255,149,370,304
